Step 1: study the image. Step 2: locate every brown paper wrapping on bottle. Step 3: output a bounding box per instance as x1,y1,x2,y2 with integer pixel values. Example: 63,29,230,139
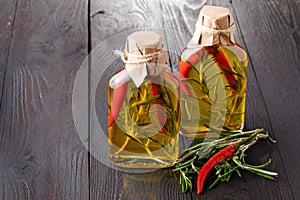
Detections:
118,31,168,88
187,5,235,47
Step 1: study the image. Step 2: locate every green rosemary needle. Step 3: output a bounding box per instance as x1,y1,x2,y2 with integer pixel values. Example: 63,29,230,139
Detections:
173,127,278,193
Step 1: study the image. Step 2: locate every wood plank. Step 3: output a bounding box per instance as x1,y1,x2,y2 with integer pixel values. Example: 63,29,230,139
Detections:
155,1,292,199
231,0,300,198
0,0,18,102
90,0,193,199
123,170,190,200
177,0,293,199
0,0,89,199
90,0,294,199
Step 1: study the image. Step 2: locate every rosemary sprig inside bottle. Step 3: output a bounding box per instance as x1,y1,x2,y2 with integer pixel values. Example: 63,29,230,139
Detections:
172,128,278,194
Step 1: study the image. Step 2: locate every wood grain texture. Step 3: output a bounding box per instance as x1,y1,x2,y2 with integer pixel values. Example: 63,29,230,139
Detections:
90,1,193,200
91,0,297,199
151,0,293,199
1,0,297,199
0,0,18,103
231,0,300,198
123,170,190,200
91,57,124,200
0,0,89,199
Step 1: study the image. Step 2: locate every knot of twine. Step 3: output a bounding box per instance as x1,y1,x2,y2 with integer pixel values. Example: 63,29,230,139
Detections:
199,24,235,35
114,48,164,64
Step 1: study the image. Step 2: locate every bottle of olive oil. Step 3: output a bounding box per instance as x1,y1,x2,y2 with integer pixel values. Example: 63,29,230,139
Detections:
179,6,248,137
108,31,180,168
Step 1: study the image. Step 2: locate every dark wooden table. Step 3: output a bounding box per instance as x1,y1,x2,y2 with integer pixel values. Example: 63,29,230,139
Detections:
1,0,299,199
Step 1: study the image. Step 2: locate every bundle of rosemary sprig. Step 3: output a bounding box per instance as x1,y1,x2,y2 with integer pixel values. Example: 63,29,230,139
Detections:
173,127,278,193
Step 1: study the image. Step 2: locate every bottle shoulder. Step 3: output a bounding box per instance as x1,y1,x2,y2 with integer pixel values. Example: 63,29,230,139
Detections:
109,67,179,89
160,68,179,85
109,68,130,88
180,44,248,63
180,47,203,61
222,44,248,62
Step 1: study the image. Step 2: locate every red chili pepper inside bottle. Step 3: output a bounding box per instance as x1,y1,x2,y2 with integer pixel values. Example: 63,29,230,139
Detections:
178,5,248,137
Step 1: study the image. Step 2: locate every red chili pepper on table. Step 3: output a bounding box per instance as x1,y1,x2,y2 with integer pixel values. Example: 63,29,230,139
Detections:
108,69,128,127
197,145,236,194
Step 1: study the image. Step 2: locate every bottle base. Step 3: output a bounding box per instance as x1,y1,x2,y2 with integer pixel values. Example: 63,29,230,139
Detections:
180,124,244,138
110,154,175,169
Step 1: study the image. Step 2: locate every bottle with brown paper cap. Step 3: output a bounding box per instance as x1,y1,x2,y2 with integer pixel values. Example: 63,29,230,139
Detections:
108,31,180,168
178,5,248,137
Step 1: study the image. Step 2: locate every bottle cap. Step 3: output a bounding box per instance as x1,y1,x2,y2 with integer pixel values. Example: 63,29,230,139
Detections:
115,31,168,88
188,5,235,47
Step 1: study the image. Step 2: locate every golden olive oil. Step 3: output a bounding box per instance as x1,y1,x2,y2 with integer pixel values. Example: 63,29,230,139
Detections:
108,69,180,168
179,45,248,137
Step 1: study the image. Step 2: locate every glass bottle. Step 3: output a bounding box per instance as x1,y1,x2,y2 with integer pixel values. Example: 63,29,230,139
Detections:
108,31,180,168
178,5,248,137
